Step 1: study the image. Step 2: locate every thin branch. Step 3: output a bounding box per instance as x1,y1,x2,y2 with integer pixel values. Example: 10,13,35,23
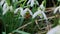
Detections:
35,20,41,30
38,15,59,21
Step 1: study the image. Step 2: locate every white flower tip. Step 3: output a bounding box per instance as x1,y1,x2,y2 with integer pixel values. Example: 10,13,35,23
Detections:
9,6,13,11
0,0,5,6
53,6,60,14
32,10,41,19
27,0,31,5
14,8,20,14
30,0,34,7
35,0,39,5
23,8,33,16
39,4,45,11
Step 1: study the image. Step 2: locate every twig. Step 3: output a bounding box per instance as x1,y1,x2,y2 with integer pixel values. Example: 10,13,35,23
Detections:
35,20,41,30
45,7,55,12
9,22,32,34
52,0,56,7
38,15,59,21
17,22,32,30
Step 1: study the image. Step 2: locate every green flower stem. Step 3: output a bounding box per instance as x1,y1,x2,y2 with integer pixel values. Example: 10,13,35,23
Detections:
22,0,27,8
13,0,24,9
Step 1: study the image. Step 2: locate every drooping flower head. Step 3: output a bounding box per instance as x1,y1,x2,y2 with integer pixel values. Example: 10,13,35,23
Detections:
0,0,5,6
2,2,13,15
32,9,48,20
27,0,39,7
14,7,33,17
39,1,45,11
53,6,60,14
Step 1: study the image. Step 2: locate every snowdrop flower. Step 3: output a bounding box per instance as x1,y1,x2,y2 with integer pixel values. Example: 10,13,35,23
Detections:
35,0,39,6
3,3,13,15
14,8,20,14
9,6,13,11
21,8,33,17
14,7,24,17
53,6,60,14
41,11,48,20
14,8,33,17
27,0,39,7
14,7,23,14
47,25,60,34
3,3,9,15
39,4,45,11
32,10,42,18
32,10,47,20
39,1,45,11
0,0,5,6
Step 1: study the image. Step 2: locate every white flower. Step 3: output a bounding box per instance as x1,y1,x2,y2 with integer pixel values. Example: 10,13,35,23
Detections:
3,3,13,15
27,0,39,7
47,25,60,34
14,8,20,14
35,0,39,5
39,1,45,11
53,6,60,14
21,8,33,17
41,11,48,20
3,3,9,15
39,4,45,11
9,6,13,11
32,10,42,18
14,7,24,17
32,10,47,20
0,0,5,6
14,7,23,14
14,8,33,17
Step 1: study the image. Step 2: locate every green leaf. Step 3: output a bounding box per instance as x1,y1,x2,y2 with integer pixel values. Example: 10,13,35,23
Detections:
58,0,60,2
13,30,30,34
0,5,3,17
59,19,60,25
2,32,6,34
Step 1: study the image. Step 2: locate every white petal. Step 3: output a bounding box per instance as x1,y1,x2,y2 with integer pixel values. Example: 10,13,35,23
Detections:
22,8,28,16
9,6,13,11
3,3,8,11
27,0,31,5
28,9,33,16
14,8,20,14
19,7,24,17
41,11,48,20
53,6,60,14
32,10,42,18
0,0,5,6
3,3,9,15
47,25,60,34
35,0,39,5
27,0,39,7
39,4,45,11
3,7,9,15
30,0,34,7
59,6,60,13
22,8,33,16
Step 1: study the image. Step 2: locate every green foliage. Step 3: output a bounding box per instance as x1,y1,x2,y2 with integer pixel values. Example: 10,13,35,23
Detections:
58,0,60,2
0,0,60,34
